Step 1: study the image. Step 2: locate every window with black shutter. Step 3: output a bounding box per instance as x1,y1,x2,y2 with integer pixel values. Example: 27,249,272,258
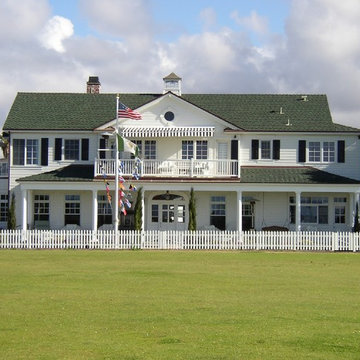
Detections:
272,140,280,160
298,140,306,162
337,140,345,163
81,138,89,161
251,139,259,160
54,138,62,161
99,138,106,159
41,138,48,166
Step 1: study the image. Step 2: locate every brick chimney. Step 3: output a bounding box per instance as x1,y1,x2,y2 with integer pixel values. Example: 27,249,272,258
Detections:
86,76,101,94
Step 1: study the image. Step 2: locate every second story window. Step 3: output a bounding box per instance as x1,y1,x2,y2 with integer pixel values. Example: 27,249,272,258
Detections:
260,140,271,159
13,139,39,165
196,140,208,159
308,142,321,162
144,140,156,159
323,142,335,162
64,140,80,160
182,141,193,159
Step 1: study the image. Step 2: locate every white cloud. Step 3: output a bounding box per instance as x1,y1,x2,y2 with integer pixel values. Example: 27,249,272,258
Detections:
231,10,269,35
199,8,217,30
39,16,74,53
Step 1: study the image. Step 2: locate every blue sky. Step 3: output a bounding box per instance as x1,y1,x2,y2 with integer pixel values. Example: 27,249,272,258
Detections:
49,0,289,39
1,0,360,128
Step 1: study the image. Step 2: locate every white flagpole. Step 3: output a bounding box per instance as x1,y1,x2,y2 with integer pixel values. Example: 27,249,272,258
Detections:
115,94,119,248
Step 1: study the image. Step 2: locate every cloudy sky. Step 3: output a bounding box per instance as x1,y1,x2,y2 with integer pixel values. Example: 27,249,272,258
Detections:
1,0,360,128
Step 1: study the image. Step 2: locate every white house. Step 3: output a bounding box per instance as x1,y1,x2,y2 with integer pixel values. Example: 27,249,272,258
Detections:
3,74,360,232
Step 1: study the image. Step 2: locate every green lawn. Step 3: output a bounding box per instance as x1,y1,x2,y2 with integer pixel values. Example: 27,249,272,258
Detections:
0,250,359,360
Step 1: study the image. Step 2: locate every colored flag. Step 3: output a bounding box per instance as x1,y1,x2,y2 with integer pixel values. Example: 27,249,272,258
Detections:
117,135,139,157
118,102,142,120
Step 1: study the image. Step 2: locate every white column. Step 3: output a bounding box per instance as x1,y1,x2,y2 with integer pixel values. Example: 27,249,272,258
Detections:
237,190,242,232
21,188,27,231
295,191,301,231
141,190,145,231
92,190,98,231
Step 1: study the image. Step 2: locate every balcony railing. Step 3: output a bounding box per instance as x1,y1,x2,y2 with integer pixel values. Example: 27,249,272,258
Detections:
94,158,240,178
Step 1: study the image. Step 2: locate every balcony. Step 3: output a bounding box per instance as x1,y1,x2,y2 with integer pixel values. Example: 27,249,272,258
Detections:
94,158,240,178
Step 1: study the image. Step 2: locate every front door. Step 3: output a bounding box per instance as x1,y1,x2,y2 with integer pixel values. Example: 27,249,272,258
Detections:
150,193,187,230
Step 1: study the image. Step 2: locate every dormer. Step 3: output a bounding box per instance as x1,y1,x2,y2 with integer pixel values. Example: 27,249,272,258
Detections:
86,76,101,94
163,72,182,96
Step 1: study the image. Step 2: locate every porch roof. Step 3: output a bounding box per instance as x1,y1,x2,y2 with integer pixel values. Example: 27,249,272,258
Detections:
17,164,360,185
240,166,360,184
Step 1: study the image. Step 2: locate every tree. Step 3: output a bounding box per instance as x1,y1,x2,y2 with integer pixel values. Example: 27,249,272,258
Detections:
7,193,16,230
134,187,143,231
188,187,197,231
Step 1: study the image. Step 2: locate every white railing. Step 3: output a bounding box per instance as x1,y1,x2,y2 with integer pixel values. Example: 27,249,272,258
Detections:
1,230,359,251
94,158,240,178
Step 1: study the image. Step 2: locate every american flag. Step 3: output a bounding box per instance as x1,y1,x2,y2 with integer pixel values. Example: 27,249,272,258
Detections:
118,102,142,120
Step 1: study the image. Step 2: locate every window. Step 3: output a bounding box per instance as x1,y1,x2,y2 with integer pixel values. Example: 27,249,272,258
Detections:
65,195,80,225
131,140,142,159
151,204,159,222
64,140,80,160
34,195,49,222
13,139,39,165
0,163,8,177
26,139,39,165
13,139,25,165
144,140,156,159
98,195,112,227
334,197,347,224
309,142,321,162
323,142,335,162
289,196,328,224
210,196,226,230
162,204,175,223
260,140,271,159
0,194,8,222
196,141,208,159
182,141,194,160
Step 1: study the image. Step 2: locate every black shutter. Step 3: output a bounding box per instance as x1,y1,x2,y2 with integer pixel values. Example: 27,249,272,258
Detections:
231,140,238,160
251,139,259,160
41,138,48,166
55,138,62,161
81,138,89,161
298,140,306,162
337,140,345,163
273,140,280,160
99,138,106,159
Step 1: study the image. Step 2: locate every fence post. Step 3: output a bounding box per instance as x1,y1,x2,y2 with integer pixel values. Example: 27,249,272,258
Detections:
332,232,338,252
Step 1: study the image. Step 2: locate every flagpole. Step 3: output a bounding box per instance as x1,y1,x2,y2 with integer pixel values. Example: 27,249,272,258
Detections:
115,94,119,248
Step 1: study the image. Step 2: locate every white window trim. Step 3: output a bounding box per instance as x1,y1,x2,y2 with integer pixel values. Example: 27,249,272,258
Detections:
307,141,336,164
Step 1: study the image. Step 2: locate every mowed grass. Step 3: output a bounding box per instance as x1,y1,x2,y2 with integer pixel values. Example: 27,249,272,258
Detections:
0,251,359,360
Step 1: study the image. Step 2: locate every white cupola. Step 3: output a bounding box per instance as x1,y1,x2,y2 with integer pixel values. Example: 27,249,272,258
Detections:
163,72,182,96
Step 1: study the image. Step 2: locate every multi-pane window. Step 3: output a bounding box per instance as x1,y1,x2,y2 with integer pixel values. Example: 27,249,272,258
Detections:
309,142,321,162
196,140,208,159
289,196,328,224
182,141,194,160
144,140,156,159
34,195,50,222
98,195,112,227
65,194,80,225
64,140,80,160
210,196,226,230
26,139,39,165
0,194,8,222
162,204,175,223
13,139,39,165
334,197,346,224
131,140,142,159
0,163,8,177
260,140,271,159
323,142,335,162
151,204,159,222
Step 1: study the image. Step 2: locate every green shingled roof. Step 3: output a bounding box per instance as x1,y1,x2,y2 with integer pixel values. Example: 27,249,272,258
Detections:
240,166,360,184
4,92,359,132
17,164,360,185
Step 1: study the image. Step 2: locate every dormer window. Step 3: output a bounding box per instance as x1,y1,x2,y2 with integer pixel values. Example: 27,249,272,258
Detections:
163,72,182,96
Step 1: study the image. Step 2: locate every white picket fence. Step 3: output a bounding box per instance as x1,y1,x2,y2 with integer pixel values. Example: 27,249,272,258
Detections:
0,230,359,251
